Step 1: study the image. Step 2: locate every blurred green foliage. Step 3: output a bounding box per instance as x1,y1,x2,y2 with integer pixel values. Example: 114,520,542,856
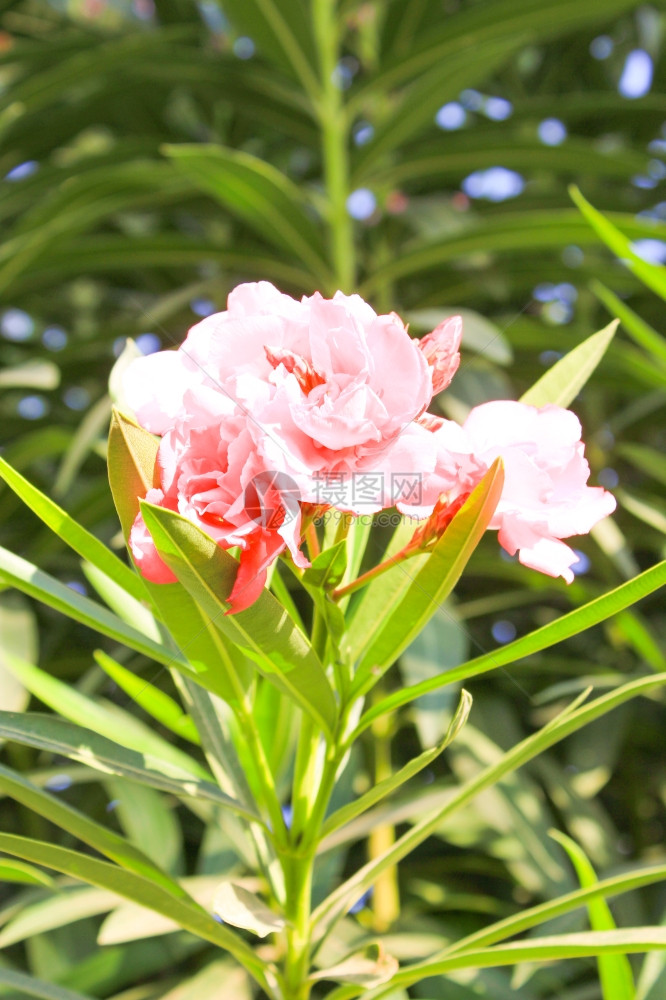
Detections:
0,0,665,997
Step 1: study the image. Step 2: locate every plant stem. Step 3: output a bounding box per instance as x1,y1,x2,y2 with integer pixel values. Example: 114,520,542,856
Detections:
312,0,355,292
236,698,290,850
331,547,412,601
283,852,315,1000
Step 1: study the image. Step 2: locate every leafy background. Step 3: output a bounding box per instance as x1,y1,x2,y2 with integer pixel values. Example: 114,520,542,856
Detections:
0,0,665,997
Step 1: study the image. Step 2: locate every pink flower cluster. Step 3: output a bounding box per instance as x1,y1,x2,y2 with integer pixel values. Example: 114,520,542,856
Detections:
123,281,615,611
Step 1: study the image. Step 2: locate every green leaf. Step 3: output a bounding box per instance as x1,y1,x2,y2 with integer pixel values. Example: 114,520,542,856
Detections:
8,235,315,295
355,560,666,738
0,762,187,898
344,519,429,666
358,0,639,100
0,832,268,989
212,882,286,938
303,541,348,592
1,651,206,780
571,185,666,302
592,280,666,371
0,858,54,887
365,930,666,998
400,610,469,750
551,830,634,1000
0,886,123,948
219,0,318,92
320,690,472,843
0,712,261,825
350,37,523,179
164,145,330,282
0,968,95,1000
360,211,664,293
140,502,337,737
441,863,666,958
520,320,618,408
367,134,651,191
107,407,159,541
349,458,504,698
104,778,184,877
312,673,666,943
0,592,34,716
0,544,188,672
93,650,200,745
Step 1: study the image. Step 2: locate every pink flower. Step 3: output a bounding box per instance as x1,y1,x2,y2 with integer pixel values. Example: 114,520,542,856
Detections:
124,282,455,515
128,385,307,613
413,401,616,582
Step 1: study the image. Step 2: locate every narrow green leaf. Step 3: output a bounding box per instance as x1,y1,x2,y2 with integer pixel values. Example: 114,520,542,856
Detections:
520,320,618,408
551,831,635,1000
356,0,639,102
361,211,664,292
592,280,666,370
344,519,429,664
8,235,314,294
354,560,666,738
82,562,162,641
219,0,318,92
312,673,666,943
0,544,189,672
140,502,337,737
0,762,185,900
96,874,221,944
0,592,34,716
0,712,261,825
321,690,471,842
93,650,200,745
105,778,184,877
0,886,130,948
366,930,666,998
164,145,330,282
0,859,54,887
441,863,666,958
1,651,205,779
571,185,666,302
367,134,651,190
0,968,95,1000
350,459,504,698
0,832,268,989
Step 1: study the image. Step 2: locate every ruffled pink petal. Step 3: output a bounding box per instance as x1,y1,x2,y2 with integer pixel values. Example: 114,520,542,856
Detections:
226,531,284,614
123,350,197,434
418,315,462,395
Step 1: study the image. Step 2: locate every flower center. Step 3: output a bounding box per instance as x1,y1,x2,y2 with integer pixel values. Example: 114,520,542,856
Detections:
264,345,326,394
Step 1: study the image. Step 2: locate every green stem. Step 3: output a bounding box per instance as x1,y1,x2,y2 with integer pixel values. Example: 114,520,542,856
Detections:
313,0,355,292
236,698,289,850
283,852,315,1000
331,546,413,602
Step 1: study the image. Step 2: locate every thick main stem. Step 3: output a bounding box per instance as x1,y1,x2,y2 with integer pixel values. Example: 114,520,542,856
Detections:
313,0,355,293
281,7,355,995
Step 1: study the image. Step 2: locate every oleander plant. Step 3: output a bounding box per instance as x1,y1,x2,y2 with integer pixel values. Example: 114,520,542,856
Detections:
0,1,665,1000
